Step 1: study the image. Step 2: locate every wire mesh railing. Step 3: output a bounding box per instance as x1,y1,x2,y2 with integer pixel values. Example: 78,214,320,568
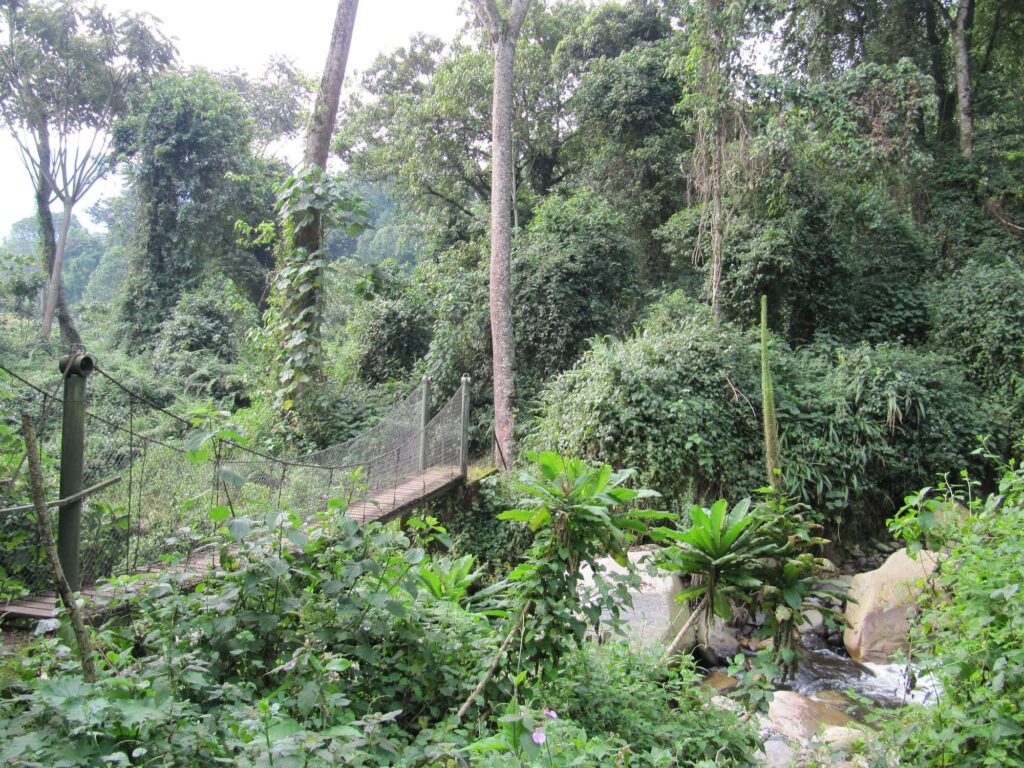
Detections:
0,359,469,601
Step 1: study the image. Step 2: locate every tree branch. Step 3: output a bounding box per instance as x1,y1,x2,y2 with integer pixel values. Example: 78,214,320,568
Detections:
21,413,98,683
456,600,530,719
469,0,503,36
662,595,707,661
507,0,532,39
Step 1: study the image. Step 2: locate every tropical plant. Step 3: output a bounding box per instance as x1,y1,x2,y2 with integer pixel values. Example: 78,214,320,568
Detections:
500,452,664,653
746,495,844,677
458,451,665,717
654,492,842,679
653,498,773,656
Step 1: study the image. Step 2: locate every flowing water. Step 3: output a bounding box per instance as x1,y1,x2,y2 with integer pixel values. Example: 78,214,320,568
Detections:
785,647,941,708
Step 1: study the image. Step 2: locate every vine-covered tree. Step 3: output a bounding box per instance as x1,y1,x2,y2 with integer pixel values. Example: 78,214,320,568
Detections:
116,71,278,347
268,0,360,411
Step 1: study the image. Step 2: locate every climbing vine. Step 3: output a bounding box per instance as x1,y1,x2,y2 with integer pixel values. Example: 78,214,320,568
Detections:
253,166,369,412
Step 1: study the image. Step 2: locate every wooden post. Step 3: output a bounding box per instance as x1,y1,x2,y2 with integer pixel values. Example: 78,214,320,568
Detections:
460,375,471,478
57,351,94,592
418,376,431,471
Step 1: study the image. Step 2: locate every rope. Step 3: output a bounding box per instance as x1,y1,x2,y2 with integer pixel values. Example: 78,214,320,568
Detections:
94,363,428,469
0,362,59,401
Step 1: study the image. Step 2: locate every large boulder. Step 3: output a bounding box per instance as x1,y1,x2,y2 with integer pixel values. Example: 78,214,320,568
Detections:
580,550,684,647
767,691,855,741
844,548,939,663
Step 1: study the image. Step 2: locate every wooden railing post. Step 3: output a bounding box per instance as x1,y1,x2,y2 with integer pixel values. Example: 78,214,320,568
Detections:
459,375,471,478
57,351,94,592
418,376,431,471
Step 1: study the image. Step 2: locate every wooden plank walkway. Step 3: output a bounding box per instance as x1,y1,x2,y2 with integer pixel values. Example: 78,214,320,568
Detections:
0,466,463,622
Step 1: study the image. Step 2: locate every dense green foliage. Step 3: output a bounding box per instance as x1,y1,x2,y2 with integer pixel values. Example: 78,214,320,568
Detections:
530,294,993,535
2,0,1024,762
0,453,758,766
116,70,280,346
931,258,1024,432
886,457,1024,765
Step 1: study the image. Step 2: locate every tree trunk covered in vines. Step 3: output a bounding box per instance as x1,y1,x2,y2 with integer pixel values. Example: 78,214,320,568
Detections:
931,0,975,159
286,0,358,393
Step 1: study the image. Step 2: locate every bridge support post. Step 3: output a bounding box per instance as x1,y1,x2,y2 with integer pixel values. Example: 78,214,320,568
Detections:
460,375,471,478
58,351,94,592
418,376,430,471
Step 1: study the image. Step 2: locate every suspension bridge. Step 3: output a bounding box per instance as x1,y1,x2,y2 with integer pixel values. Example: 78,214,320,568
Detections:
0,354,472,620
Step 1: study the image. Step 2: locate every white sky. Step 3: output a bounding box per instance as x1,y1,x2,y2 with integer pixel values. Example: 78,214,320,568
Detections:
0,0,465,237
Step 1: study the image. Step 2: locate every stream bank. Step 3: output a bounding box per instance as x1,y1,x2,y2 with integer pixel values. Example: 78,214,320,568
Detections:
592,541,939,766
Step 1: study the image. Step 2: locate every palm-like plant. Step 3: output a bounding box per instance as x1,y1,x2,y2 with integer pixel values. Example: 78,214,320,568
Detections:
652,498,776,658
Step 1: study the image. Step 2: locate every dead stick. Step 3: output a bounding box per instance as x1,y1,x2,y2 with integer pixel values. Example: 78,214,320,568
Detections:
456,600,531,719
662,595,707,662
21,413,97,683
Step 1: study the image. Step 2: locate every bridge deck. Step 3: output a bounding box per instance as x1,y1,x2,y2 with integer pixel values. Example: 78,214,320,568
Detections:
0,465,462,622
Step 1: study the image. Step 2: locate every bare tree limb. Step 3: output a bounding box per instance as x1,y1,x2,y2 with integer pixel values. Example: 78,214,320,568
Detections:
469,0,503,35
21,413,98,683
456,600,530,719
662,595,707,662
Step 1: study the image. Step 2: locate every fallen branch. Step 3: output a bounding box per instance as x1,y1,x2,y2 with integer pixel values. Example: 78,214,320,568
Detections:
456,600,531,719
662,595,707,661
21,413,97,683
986,198,1024,236
0,475,120,514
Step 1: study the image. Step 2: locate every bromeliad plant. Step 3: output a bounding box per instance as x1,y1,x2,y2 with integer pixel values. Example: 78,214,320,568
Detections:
653,498,775,658
654,493,844,680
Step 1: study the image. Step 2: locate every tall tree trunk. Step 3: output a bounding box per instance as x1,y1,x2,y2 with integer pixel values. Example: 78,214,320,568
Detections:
285,0,358,395
303,0,358,171
932,0,975,159
708,120,726,320
925,2,955,146
951,1,974,159
472,0,531,468
489,36,518,467
33,126,81,348
41,202,73,339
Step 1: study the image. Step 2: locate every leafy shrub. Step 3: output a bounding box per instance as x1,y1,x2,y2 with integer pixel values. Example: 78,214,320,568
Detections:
707,179,930,346
0,512,500,766
466,705,638,767
512,188,640,386
352,294,432,384
498,451,664,676
418,241,495,444
778,340,995,536
152,278,257,399
441,474,535,582
288,378,390,450
541,643,758,763
932,258,1024,433
529,294,995,534
885,458,1024,766
527,294,765,509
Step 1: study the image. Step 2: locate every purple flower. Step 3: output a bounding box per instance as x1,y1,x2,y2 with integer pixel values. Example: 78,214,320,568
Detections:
532,730,547,746
543,709,558,719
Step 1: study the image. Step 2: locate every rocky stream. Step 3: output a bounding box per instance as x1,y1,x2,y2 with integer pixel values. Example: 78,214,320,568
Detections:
589,541,941,767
